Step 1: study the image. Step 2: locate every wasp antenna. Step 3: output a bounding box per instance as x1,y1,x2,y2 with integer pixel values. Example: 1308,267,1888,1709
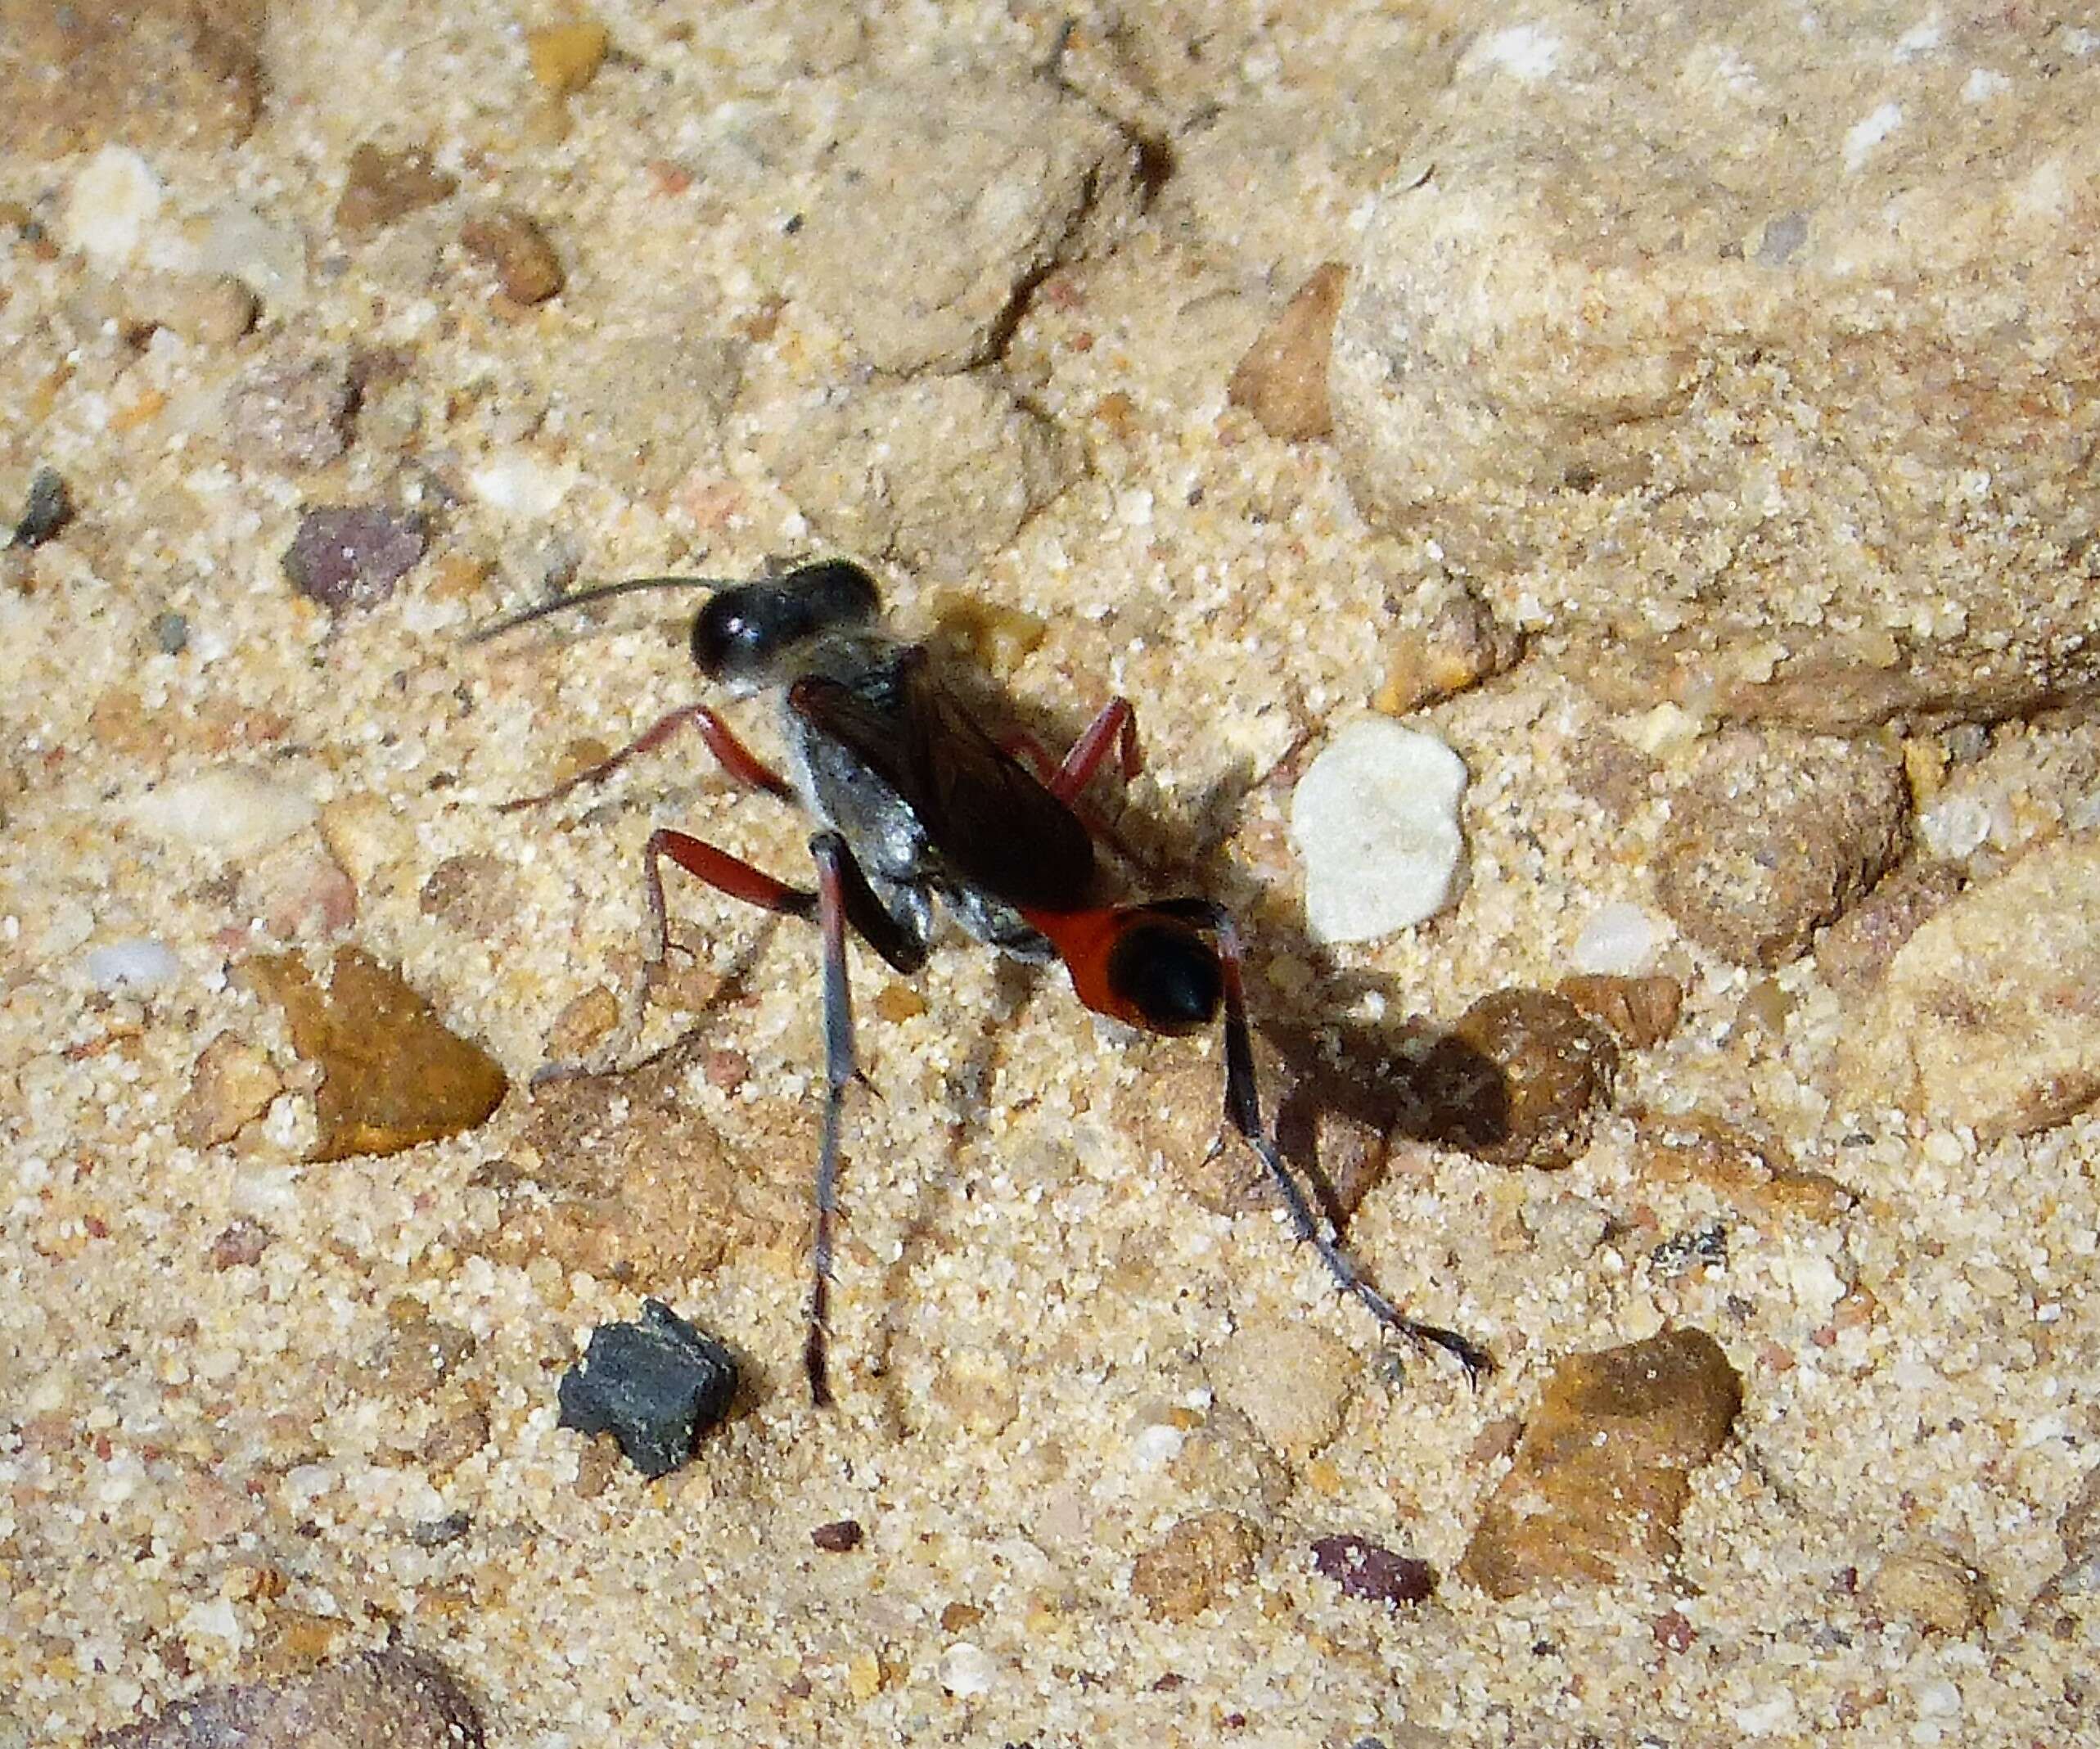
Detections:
462,575,728,646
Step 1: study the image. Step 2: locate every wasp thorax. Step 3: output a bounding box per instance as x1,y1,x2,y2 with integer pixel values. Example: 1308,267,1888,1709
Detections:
690,559,882,687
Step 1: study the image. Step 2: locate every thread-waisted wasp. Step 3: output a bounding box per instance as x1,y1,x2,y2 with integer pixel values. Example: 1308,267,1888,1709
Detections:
474,558,1490,1404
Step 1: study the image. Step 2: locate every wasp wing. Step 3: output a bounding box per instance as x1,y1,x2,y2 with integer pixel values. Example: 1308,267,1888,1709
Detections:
788,651,1096,913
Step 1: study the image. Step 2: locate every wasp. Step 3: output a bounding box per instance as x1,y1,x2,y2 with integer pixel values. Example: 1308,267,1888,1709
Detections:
474,559,1489,1404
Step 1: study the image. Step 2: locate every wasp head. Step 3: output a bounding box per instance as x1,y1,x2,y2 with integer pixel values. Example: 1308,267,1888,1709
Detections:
691,559,881,689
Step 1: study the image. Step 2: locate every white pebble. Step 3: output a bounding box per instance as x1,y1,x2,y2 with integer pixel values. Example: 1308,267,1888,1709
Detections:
470,454,579,518
1918,794,1996,859
1290,719,1467,944
179,1595,244,1648
84,938,180,992
62,146,164,268
937,1642,996,1698
200,202,307,304
1571,901,1661,974
130,767,318,857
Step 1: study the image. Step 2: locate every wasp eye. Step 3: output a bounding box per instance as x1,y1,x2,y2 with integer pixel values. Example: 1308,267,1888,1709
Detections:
1106,920,1221,1035
691,595,778,683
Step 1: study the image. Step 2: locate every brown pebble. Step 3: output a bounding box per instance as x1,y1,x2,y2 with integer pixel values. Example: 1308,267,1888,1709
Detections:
1815,859,1965,997
418,853,516,936
1374,590,1525,715
546,985,623,1062
128,270,258,345
1653,1610,1697,1651
1130,1511,1263,1624
929,595,1048,676
1633,1110,1852,1225
811,1518,865,1553
97,1648,484,1749
872,983,928,1025
526,20,611,95
701,1047,750,1089
1227,262,1349,442
1309,1534,1435,1606
207,1218,271,1270
1418,988,1618,1170
573,1436,621,1499
336,142,458,235
283,505,427,611
1867,1546,1991,1635
1655,728,1910,969
178,1033,283,1148
1556,973,1683,1050
238,946,508,1161
358,1313,476,1398
3,1,264,160
227,356,357,471
1206,1318,1354,1457
420,1404,491,1474
939,1600,985,1634
461,206,565,304
1459,1327,1743,1598
475,1041,801,1284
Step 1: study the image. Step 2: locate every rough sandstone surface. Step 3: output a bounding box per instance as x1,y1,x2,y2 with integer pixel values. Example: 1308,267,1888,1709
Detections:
1332,1,2100,729
1845,830,2100,1135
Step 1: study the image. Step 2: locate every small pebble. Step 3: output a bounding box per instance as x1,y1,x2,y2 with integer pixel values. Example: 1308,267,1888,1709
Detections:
1460,1328,1742,1598
283,504,427,611
1291,719,1467,943
84,937,179,993
1374,590,1525,715
130,766,318,857
1556,972,1683,1050
61,144,161,267
1130,1511,1263,1623
239,946,507,1161
1867,1546,1990,1635
936,1642,996,1699
1814,859,1964,996
11,467,72,547
460,205,564,304
1227,261,1349,442
200,202,306,303
811,1518,865,1553
467,453,578,517
97,1648,484,1749
228,356,357,472
1206,1319,1354,1457
1570,901,1661,976
178,1035,284,1148
408,1511,472,1548
151,610,190,654
127,270,258,345
207,1218,272,1269
557,1300,739,1479
1309,1535,1435,1606
335,142,458,236
526,20,611,95
1420,987,1618,1170
1655,728,1909,968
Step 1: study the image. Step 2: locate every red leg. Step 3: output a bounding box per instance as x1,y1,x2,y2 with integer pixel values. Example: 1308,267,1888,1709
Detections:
1050,697,1141,805
643,828,815,966
499,702,794,813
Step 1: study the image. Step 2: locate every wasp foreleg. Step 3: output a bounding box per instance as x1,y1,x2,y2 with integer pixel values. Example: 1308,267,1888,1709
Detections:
500,702,795,813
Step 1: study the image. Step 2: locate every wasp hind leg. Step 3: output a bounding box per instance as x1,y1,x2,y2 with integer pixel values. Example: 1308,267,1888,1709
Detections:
1156,898,1495,1385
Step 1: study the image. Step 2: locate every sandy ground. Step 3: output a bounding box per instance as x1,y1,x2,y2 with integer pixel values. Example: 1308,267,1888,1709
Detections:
2,3,2094,1745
